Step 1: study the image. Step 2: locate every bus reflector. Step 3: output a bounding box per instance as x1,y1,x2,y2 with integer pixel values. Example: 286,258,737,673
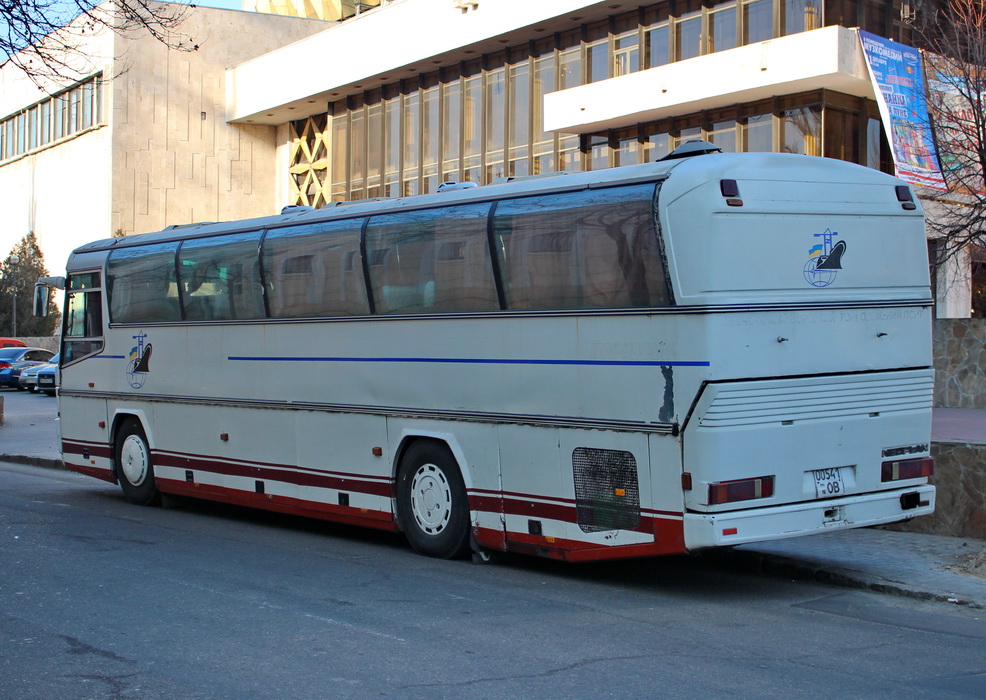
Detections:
881,457,934,482
722,527,738,536
708,476,774,505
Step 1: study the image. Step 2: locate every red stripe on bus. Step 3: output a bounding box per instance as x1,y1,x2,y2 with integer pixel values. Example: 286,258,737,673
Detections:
63,440,686,557
153,452,394,498
469,493,667,535
156,478,399,532
65,461,116,483
62,440,114,459
471,487,683,519
153,448,393,485
473,516,687,561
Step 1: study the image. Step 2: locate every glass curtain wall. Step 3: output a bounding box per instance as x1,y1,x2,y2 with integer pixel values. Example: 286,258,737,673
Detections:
288,0,896,205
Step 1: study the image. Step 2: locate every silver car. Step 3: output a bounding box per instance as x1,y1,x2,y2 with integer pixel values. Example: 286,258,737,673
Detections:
18,353,59,392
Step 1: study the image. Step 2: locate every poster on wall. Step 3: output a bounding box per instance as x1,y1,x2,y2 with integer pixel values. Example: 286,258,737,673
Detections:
858,29,947,191
924,51,986,195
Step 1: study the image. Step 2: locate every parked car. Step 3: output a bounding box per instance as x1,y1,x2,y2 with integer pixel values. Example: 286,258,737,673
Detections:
35,361,58,396
19,353,59,392
0,337,26,348
0,347,56,389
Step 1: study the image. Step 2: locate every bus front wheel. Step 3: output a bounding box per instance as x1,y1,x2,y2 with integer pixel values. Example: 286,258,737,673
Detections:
396,441,470,559
115,418,160,506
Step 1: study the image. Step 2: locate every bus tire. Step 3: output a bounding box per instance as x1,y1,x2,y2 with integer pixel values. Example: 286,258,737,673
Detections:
396,441,470,559
115,418,160,506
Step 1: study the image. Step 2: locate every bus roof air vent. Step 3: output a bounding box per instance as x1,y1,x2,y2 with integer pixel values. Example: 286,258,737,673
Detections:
658,139,722,161
437,181,480,193
281,205,315,215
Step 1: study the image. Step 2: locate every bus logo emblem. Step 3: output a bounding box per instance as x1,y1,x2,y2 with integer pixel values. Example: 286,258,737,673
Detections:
127,331,153,389
803,229,846,288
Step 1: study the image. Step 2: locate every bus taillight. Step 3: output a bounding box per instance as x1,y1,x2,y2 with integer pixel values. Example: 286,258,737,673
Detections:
707,476,774,505
881,457,934,482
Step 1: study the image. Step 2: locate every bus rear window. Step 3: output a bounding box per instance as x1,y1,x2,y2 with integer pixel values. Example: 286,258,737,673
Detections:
492,184,669,310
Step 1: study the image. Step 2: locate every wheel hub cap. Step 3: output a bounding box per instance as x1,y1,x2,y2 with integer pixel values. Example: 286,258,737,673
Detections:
120,435,148,486
410,464,452,535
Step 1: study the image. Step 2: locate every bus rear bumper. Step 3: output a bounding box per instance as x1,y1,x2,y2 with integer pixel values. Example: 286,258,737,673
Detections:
683,485,935,550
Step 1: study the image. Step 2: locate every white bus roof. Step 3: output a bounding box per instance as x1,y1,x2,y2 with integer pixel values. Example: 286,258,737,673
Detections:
69,152,913,261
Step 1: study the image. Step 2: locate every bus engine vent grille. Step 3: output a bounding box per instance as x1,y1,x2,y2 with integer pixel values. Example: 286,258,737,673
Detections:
572,448,640,533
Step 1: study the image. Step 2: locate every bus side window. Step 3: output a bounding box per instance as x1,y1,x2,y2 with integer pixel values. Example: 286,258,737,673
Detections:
63,272,104,363
493,184,669,310
262,219,370,318
107,243,182,323
366,203,498,314
178,231,265,321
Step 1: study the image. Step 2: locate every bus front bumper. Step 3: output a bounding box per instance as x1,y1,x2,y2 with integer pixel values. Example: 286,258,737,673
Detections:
683,485,935,550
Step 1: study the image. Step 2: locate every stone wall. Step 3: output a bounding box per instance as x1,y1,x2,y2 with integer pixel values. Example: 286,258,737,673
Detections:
934,319,986,408
13,337,59,352
925,319,986,540
887,442,986,540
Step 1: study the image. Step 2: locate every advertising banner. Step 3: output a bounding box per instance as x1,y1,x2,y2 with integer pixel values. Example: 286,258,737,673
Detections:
859,30,947,191
924,51,986,195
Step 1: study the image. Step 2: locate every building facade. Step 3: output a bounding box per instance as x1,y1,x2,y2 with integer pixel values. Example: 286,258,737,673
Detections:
228,0,970,315
1,0,972,315
0,4,327,279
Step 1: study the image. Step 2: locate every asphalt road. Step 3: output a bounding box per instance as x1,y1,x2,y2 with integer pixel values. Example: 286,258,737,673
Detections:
1,460,984,699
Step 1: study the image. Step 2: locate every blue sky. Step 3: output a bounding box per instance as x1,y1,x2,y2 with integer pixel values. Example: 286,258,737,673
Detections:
192,0,252,11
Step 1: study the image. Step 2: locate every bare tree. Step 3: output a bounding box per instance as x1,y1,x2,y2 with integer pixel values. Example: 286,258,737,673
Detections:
1,0,197,83
909,0,986,270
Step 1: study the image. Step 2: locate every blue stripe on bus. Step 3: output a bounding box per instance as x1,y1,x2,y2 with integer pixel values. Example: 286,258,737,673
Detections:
228,356,710,367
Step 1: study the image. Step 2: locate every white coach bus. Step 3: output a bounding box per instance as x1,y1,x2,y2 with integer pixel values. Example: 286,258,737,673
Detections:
39,144,935,562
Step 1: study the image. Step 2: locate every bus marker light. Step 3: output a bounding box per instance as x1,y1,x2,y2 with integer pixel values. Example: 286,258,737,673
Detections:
98,421,106,429
881,457,934,482
614,488,626,497
708,476,774,505
220,433,229,441
372,446,383,456
722,528,738,536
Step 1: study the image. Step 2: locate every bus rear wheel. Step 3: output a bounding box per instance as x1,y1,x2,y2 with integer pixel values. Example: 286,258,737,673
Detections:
115,418,160,506
396,441,470,559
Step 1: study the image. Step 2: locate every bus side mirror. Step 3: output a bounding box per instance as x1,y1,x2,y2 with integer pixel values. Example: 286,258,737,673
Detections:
34,283,51,317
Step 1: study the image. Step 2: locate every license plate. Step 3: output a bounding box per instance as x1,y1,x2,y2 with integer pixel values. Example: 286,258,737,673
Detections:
812,467,846,498
38,377,54,386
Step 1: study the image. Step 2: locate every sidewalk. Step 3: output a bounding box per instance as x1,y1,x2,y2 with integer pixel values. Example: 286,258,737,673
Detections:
2,391,985,607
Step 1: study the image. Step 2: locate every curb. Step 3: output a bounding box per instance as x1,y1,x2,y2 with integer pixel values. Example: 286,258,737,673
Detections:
1,455,66,471
717,548,984,609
